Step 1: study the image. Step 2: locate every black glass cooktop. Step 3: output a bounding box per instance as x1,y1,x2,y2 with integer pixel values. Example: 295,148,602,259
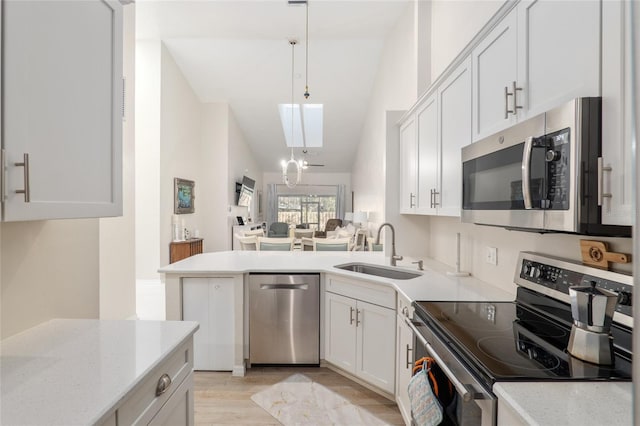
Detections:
413,296,632,383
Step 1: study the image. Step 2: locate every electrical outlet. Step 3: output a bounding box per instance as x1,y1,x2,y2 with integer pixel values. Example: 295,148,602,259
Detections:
486,247,498,265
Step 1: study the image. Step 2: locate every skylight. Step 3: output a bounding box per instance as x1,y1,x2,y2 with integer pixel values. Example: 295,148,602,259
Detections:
278,103,323,148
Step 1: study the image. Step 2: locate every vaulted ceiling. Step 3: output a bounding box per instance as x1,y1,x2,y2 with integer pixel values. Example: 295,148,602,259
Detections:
136,0,411,173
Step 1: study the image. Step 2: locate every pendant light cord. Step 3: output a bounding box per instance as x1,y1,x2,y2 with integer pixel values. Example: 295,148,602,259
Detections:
291,40,295,159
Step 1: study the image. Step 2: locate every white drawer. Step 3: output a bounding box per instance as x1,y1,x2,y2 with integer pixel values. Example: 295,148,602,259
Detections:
326,274,396,309
117,338,193,425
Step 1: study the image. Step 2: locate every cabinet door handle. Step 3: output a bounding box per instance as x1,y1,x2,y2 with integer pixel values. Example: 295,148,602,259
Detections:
355,309,361,327
432,189,440,207
155,373,172,397
597,157,613,206
512,81,523,115
14,153,30,203
349,306,355,325
505,82,523,118
429,189,434,208
409,192,415,208
406,343,413,369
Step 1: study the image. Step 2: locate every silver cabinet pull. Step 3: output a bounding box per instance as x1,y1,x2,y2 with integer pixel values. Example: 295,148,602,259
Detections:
1,149,6,201
505,81,523,118
522,137,534,209
355,309,361,327
349,306,355,325
432,189,440,207
597,157,613,206
409,192,415,208
14,153,30,202
511,81,523,115
405,343,413,369
155,373,172,397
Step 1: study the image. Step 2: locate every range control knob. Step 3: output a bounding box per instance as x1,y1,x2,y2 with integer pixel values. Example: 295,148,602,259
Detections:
618,291,632,306
545,150,560,162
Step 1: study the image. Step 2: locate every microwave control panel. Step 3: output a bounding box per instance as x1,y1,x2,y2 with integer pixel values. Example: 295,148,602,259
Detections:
538,128,570,210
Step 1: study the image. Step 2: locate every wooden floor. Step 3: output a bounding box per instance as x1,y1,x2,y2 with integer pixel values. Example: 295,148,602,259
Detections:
194,367,405,425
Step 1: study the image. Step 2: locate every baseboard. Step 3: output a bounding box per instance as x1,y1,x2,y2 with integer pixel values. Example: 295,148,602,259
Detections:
323,362,395,402
232,364,246,377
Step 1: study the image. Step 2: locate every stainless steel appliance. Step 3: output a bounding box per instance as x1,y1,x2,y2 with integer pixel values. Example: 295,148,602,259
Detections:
461,97,631,236
567,281,620,365
407,252,633,425
249,273,320,365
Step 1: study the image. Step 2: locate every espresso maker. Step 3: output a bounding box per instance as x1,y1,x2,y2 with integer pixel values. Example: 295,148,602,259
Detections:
567,281,620,365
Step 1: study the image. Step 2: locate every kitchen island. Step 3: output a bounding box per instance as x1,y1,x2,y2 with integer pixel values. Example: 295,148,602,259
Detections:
1,319,199,425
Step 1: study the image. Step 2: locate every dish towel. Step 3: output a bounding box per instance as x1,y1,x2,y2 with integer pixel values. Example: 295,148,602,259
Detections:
407,363,443,426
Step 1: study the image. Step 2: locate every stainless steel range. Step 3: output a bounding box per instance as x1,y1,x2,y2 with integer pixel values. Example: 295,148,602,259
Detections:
407,252,633,425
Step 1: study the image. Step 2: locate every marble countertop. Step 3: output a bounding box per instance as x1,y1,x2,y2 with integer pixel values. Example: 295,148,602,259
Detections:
493,381,633,425
1,319,199,425
159,251,514,303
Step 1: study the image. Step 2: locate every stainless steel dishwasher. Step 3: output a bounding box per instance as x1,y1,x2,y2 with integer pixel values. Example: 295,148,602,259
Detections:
249,273,320,365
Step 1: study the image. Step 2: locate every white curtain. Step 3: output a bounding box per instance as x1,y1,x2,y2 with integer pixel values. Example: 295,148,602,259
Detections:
266,184,278,225
336,184,346,220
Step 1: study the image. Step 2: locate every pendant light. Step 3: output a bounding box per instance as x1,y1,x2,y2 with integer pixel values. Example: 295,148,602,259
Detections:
281,39,303,188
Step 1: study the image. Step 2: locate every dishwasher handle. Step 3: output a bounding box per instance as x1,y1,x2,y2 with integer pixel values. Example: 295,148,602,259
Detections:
259,284,309,290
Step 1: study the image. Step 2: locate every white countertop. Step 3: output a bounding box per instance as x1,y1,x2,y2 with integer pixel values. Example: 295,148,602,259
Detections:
159,251,514,303
493,381,633,425
1,319,199,425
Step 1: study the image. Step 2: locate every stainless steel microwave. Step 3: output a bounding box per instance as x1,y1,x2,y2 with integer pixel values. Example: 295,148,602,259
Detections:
461,98,630,237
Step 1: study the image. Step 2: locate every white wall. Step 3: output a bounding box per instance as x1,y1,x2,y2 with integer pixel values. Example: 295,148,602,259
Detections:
100,4,136,319
135,40,162,281
351,2,430,256
430,0,503,81
1,220,100,338
228,108,263,222
159,43,204,267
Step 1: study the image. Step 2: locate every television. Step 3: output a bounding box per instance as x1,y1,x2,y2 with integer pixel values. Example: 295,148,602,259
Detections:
237,176,255,207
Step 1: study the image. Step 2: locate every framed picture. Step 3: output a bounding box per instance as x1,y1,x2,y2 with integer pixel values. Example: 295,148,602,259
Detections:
174,178,195,214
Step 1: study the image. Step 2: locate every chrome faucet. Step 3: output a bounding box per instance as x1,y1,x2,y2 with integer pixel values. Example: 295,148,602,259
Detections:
375,223,403,266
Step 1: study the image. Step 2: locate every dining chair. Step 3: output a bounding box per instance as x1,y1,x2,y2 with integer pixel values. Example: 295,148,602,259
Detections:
294,229,315,239
257,237,294,251
236,234,258,251
313,237,352,251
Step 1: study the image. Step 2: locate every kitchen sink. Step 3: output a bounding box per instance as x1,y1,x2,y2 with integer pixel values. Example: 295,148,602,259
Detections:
334,263,422,280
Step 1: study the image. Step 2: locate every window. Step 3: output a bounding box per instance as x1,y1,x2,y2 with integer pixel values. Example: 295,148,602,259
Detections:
277,195,337,230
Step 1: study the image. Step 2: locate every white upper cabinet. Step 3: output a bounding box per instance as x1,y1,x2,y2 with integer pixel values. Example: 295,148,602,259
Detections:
600,0,633,226
399,57,471,218
517,0,600,119
399,117,417,214
416,94,438,215
437,56,471,217
2,0,123,221
472,9,518,140
472,1,600,141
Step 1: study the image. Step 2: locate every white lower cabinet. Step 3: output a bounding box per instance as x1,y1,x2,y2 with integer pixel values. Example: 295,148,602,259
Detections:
395,297,414,424
116,338,194,426
324,275,396,394
182,278,235,370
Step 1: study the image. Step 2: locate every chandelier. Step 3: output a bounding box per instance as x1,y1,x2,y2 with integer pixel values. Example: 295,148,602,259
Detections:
281,39,303,188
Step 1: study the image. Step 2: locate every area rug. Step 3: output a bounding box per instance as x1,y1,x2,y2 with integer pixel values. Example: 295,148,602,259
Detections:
250,374,391,425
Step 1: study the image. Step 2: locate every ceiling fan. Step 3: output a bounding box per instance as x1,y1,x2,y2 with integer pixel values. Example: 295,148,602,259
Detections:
302,149,324,169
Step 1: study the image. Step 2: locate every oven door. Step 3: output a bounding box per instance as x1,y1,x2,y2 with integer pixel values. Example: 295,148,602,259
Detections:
405,315,497,426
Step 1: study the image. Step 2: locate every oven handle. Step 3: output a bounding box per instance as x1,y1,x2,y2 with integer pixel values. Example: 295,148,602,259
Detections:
522,136,534,210
404,317,472,402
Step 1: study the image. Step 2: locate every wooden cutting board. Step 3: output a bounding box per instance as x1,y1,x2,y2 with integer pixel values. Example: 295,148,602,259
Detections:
580,240,630,270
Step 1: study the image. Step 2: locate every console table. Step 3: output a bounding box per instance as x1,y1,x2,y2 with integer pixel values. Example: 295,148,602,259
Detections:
170,238,204,263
